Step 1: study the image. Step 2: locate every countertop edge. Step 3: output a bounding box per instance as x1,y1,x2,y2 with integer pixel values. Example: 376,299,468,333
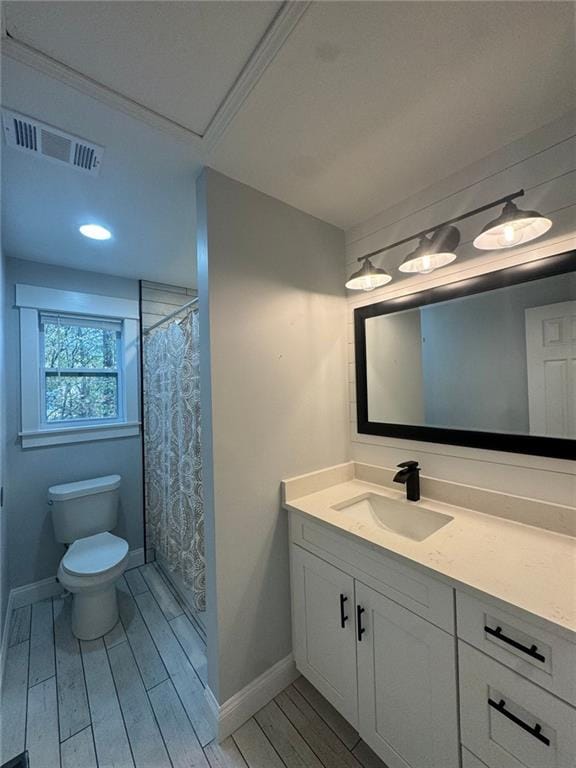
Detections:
284,497,576,644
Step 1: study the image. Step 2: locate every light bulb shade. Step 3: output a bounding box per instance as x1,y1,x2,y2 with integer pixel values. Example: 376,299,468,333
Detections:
399,226,460,274
473,201,552,250
345,258,392,291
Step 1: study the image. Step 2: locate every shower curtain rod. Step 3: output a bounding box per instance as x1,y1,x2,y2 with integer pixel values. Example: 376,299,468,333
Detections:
144,297,198,334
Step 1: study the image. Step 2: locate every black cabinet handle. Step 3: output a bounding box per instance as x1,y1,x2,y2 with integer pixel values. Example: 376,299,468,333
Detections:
488,698,550,746
357,606,366,641
484,625,545,663
339,594,348,628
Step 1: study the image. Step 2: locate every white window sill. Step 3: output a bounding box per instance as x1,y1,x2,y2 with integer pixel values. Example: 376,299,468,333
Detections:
19,421,141,448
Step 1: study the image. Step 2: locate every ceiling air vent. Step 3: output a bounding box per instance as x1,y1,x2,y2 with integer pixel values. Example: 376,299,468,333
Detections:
2,110,104,176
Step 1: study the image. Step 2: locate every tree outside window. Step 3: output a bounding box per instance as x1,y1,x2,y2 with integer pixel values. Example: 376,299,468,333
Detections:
41,315,122,423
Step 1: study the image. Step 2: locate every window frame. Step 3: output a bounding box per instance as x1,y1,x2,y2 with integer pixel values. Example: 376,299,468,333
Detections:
16,284,140,448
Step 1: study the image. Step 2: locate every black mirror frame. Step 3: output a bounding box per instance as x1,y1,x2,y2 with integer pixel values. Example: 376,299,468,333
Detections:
354,250,576,460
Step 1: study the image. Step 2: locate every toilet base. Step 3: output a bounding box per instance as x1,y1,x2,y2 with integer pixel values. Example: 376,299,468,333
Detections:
71,584,119,640
57,552,128,640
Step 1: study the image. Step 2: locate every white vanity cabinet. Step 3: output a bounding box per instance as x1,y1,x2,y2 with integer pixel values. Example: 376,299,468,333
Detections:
291,546,359,727
288,509,575,768
356,582,459,768
459,642,576,768
289,512,460,768
456,591,576,768
456,591,576,707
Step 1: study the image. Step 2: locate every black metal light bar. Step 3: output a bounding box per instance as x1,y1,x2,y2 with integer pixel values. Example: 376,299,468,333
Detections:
357,189,525,263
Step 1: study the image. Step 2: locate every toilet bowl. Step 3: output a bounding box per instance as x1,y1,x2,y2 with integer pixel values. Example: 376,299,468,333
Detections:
57,531,129,639
49,474,128,640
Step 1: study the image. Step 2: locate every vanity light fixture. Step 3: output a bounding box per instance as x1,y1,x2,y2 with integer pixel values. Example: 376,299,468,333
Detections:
345,257,392,291
473,201,552,250
346,189,553,290
399,226,460,274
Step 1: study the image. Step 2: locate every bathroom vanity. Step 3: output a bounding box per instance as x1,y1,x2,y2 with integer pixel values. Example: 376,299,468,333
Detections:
283,464,576,768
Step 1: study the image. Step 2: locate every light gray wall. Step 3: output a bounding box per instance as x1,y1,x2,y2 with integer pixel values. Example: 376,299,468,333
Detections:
4,257,144,588
197,169,349,703
0,247,8,638
421,273,576,432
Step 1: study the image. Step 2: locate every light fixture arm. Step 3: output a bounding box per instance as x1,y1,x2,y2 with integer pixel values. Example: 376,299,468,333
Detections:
356,189,525,263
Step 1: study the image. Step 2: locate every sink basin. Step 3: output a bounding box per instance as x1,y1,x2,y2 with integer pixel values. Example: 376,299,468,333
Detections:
332,493,453,542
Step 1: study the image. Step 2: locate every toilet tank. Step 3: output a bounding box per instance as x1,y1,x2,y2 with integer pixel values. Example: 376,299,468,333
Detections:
49,475,122,543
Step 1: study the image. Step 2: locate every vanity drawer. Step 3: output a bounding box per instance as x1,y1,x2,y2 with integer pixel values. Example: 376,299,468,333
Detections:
459,641,576,768
289,512,454,632
457,591,576,706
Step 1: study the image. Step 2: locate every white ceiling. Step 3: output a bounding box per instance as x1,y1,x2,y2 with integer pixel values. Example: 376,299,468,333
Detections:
1,57,200,285
5,1,282,136
2,1,575,285
212,1,576,227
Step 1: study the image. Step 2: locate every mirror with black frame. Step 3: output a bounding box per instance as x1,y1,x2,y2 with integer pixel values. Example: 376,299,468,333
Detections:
354,251,575,459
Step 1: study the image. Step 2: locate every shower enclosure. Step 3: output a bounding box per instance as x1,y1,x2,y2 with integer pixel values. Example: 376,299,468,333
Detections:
141,285,205,623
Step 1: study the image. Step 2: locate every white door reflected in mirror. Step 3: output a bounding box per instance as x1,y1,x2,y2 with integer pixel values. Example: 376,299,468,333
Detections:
526,301,576,438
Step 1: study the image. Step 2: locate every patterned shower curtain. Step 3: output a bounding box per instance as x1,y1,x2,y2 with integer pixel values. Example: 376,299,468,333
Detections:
143,310,205,611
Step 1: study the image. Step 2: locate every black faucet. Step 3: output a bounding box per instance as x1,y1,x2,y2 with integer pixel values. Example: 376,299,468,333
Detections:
393,461,421,502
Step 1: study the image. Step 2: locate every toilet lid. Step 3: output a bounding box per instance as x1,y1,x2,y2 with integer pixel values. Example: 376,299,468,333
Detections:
62,532,128,576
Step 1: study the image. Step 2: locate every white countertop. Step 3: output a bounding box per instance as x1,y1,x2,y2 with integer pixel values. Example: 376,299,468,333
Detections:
284,478,576,638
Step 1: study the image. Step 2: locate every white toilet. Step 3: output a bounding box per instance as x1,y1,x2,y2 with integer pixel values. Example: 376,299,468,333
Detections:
49,474,129,640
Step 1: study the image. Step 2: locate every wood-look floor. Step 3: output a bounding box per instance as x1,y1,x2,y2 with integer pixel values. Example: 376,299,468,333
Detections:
1,563,387,768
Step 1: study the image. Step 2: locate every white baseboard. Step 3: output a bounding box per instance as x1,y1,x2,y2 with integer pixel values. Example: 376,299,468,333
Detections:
205,685,220,736
0,588,16,688
206,653,298,742
9,547,144,611
11,575,64,609
126,547,145,570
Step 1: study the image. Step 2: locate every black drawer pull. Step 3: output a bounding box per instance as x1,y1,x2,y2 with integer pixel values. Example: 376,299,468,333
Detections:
484,625,545,663
357,606,365,641
488,698,550,747
339,594,348,628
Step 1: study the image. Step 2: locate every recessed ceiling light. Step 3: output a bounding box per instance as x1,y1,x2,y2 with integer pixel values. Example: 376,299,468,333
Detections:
79,224,112,241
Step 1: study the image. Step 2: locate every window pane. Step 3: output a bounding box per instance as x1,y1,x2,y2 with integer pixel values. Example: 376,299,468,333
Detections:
43,322,118,369
45,374,118,422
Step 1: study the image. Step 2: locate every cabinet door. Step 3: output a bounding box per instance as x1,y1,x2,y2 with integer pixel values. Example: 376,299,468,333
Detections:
291,545,358,726
356,582,459,768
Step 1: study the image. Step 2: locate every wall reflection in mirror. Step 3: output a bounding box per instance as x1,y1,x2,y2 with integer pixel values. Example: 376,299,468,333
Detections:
366,271,575,439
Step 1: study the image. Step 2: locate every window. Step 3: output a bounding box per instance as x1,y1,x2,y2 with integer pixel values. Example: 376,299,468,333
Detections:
40,314,123,424
16,284,140,447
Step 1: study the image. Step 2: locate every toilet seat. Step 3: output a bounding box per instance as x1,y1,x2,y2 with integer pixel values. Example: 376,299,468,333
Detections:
62,532,128,576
